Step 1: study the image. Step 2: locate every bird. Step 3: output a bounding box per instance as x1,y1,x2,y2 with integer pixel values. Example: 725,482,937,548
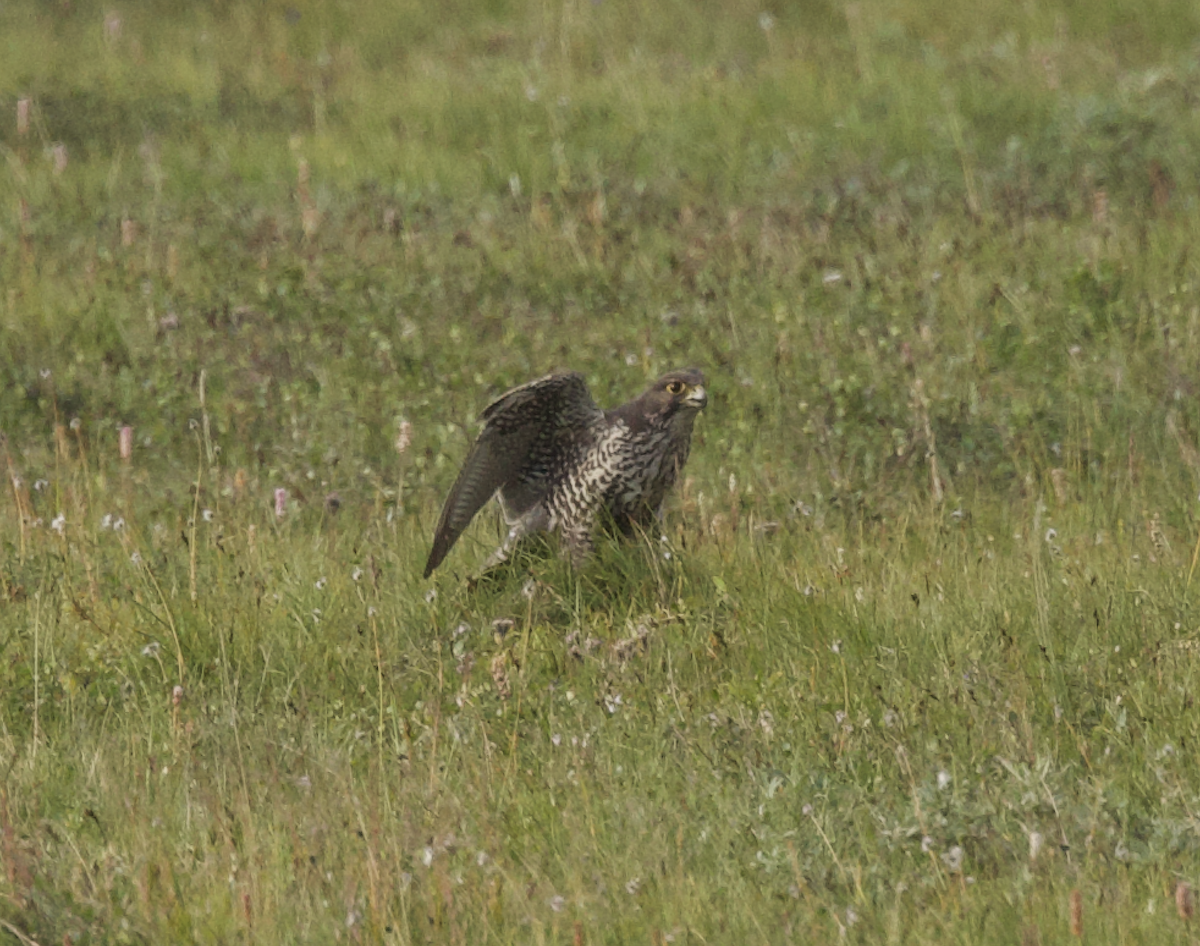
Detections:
424,368,707,578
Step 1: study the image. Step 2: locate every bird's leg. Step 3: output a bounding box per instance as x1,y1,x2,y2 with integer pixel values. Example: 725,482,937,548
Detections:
480,506,551,573
655,503,672,548
559,504,600,568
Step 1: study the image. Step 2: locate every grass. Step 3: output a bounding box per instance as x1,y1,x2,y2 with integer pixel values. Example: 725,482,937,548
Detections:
4,0,1200,942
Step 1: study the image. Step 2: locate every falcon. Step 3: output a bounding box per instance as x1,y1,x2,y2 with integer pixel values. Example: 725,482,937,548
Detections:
424,368,707,577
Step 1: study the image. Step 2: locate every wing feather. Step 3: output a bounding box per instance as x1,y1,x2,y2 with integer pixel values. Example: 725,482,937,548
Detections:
423,372,601,576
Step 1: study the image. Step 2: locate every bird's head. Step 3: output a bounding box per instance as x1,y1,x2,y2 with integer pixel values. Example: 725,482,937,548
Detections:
643,368,708,422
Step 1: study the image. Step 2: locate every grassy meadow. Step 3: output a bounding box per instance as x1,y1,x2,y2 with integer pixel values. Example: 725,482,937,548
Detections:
6,0,1200,941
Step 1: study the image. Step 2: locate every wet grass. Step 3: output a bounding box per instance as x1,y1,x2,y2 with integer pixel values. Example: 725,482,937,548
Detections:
4,0,1200,942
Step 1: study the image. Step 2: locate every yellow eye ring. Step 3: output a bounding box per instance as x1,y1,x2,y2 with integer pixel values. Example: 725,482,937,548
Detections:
666,381,685,395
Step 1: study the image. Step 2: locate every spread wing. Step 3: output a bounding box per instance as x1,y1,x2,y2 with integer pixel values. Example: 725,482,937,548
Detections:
423,372,603,577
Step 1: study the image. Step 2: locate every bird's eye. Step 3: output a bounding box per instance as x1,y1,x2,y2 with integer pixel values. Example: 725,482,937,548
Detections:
666,381,685,395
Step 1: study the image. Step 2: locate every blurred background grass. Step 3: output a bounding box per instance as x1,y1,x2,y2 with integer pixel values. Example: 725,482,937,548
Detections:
5,0,1200,942
5,0,1200,518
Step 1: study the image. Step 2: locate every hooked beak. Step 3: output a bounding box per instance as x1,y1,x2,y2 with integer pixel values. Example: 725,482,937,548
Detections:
684,385,708,410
